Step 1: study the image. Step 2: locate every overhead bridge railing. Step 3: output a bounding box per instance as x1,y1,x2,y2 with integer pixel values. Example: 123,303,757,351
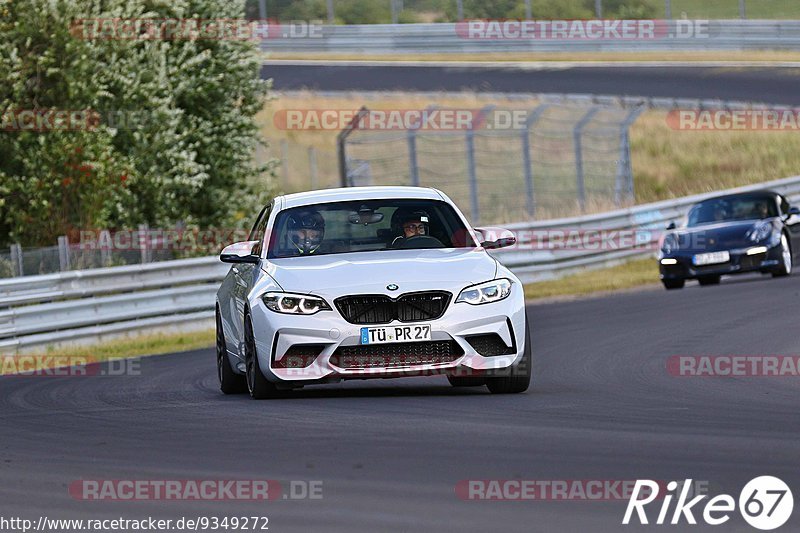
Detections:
2,175,800,352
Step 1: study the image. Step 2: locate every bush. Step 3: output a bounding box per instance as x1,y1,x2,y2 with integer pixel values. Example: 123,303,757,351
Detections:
0,0,273,247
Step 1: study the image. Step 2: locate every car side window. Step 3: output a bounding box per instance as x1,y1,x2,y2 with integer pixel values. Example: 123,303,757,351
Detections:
251,203,272,255
779,195,790,216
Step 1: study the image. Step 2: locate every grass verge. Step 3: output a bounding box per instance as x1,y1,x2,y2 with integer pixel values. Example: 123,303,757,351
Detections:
523,258,659,301
1,330,215,375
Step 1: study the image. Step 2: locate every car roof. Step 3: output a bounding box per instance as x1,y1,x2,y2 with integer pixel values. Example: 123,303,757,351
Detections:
698,190,778,203
278,186,445,210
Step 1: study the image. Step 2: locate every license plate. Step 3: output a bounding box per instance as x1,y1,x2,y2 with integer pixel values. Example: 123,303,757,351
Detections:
360,324,432,344
693,251,730,266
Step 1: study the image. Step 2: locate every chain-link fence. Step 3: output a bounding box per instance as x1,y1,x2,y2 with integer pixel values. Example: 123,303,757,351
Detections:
1,230,207,279
339,103,643,225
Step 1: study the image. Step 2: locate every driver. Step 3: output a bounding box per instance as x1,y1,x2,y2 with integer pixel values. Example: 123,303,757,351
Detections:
286,209,325,255
753,201,770,219
391,210,430,248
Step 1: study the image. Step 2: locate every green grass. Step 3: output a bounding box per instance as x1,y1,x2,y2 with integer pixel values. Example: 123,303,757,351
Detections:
523,258,659,300
670,0,800,18
0,330,215,375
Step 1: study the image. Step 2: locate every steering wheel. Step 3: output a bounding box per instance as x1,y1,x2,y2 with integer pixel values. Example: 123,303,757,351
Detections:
397,235,445,249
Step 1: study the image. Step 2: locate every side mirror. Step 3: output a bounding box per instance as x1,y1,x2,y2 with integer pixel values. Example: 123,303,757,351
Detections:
220,240,260,264
666,221,676,230
787,206,800,217
474,227,517,250
482,237,517,250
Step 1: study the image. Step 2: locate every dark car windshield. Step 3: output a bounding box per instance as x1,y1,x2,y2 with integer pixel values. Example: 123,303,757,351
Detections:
267,199,476,258
686,195,777,227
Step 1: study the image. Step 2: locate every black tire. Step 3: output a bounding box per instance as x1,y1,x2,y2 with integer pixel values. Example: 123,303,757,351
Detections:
217,310,246,394
662,279,685,290
485,319,532,394
244,315,283,400
697,275,720,286
447,375,486,387
772,233,793,278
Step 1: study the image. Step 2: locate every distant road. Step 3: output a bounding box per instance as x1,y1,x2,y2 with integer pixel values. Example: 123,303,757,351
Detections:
262,62,800,105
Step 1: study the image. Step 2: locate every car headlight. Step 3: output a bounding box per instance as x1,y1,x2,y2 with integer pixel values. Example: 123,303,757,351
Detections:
661,233,679,254
748,221,774,243
261,292,331,315
455,278,512,305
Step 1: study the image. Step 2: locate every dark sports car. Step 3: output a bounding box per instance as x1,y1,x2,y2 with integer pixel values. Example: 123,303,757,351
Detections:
658,190,800,289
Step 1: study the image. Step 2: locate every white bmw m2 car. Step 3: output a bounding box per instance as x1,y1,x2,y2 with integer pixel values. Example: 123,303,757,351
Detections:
215,186,530,399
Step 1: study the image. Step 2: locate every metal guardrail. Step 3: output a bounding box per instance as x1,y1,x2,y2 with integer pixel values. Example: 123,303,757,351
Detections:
0,258,228,353
496,175,800,282
2,175,800,352
260,20,800,53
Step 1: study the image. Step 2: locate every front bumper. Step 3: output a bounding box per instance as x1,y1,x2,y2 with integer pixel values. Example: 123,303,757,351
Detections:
248,286,527,384
659,243,781,280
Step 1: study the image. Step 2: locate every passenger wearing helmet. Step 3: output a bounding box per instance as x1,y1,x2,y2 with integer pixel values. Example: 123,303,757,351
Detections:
390,209,430,248
286,209,325,255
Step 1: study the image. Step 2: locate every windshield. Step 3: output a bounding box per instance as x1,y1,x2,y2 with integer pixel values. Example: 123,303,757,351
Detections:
267,199,477,258
686,195,777,227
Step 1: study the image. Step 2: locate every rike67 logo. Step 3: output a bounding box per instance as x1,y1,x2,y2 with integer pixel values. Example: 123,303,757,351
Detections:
623,477,793,530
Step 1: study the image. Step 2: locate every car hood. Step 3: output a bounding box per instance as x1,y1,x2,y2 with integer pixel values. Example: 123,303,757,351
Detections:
263,248,498,298
672,219,770,252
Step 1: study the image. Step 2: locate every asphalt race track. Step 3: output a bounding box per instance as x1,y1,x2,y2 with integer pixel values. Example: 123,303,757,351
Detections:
263,64,800,105
2,272,799,532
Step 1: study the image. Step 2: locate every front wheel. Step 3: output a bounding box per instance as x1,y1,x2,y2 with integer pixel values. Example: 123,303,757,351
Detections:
662,279,685,290
772,234,792,278
244,316,283,400
217,310,246,394
485,319,532,394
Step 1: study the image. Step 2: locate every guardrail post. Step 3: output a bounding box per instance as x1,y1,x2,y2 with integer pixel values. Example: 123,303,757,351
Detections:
739,0,746,19
337,106,369,187
573,106,600,213
308,146,318,190
327,0,334,23
99,230,111,266
615,107,645,206
524,0,532,19
407,127,419,187
57,236,71,271
522,104,551,219
457,0,464,21
280,139,290,188
595,0,602,18
10,244,23,277
664,0,671,18
465,128,479,223
138,224,150,264
464,105,495,224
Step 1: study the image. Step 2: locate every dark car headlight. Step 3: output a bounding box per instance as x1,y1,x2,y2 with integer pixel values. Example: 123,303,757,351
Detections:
747,221,776,244
261,292,331,315
661,233,679,254
456,279,512,305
